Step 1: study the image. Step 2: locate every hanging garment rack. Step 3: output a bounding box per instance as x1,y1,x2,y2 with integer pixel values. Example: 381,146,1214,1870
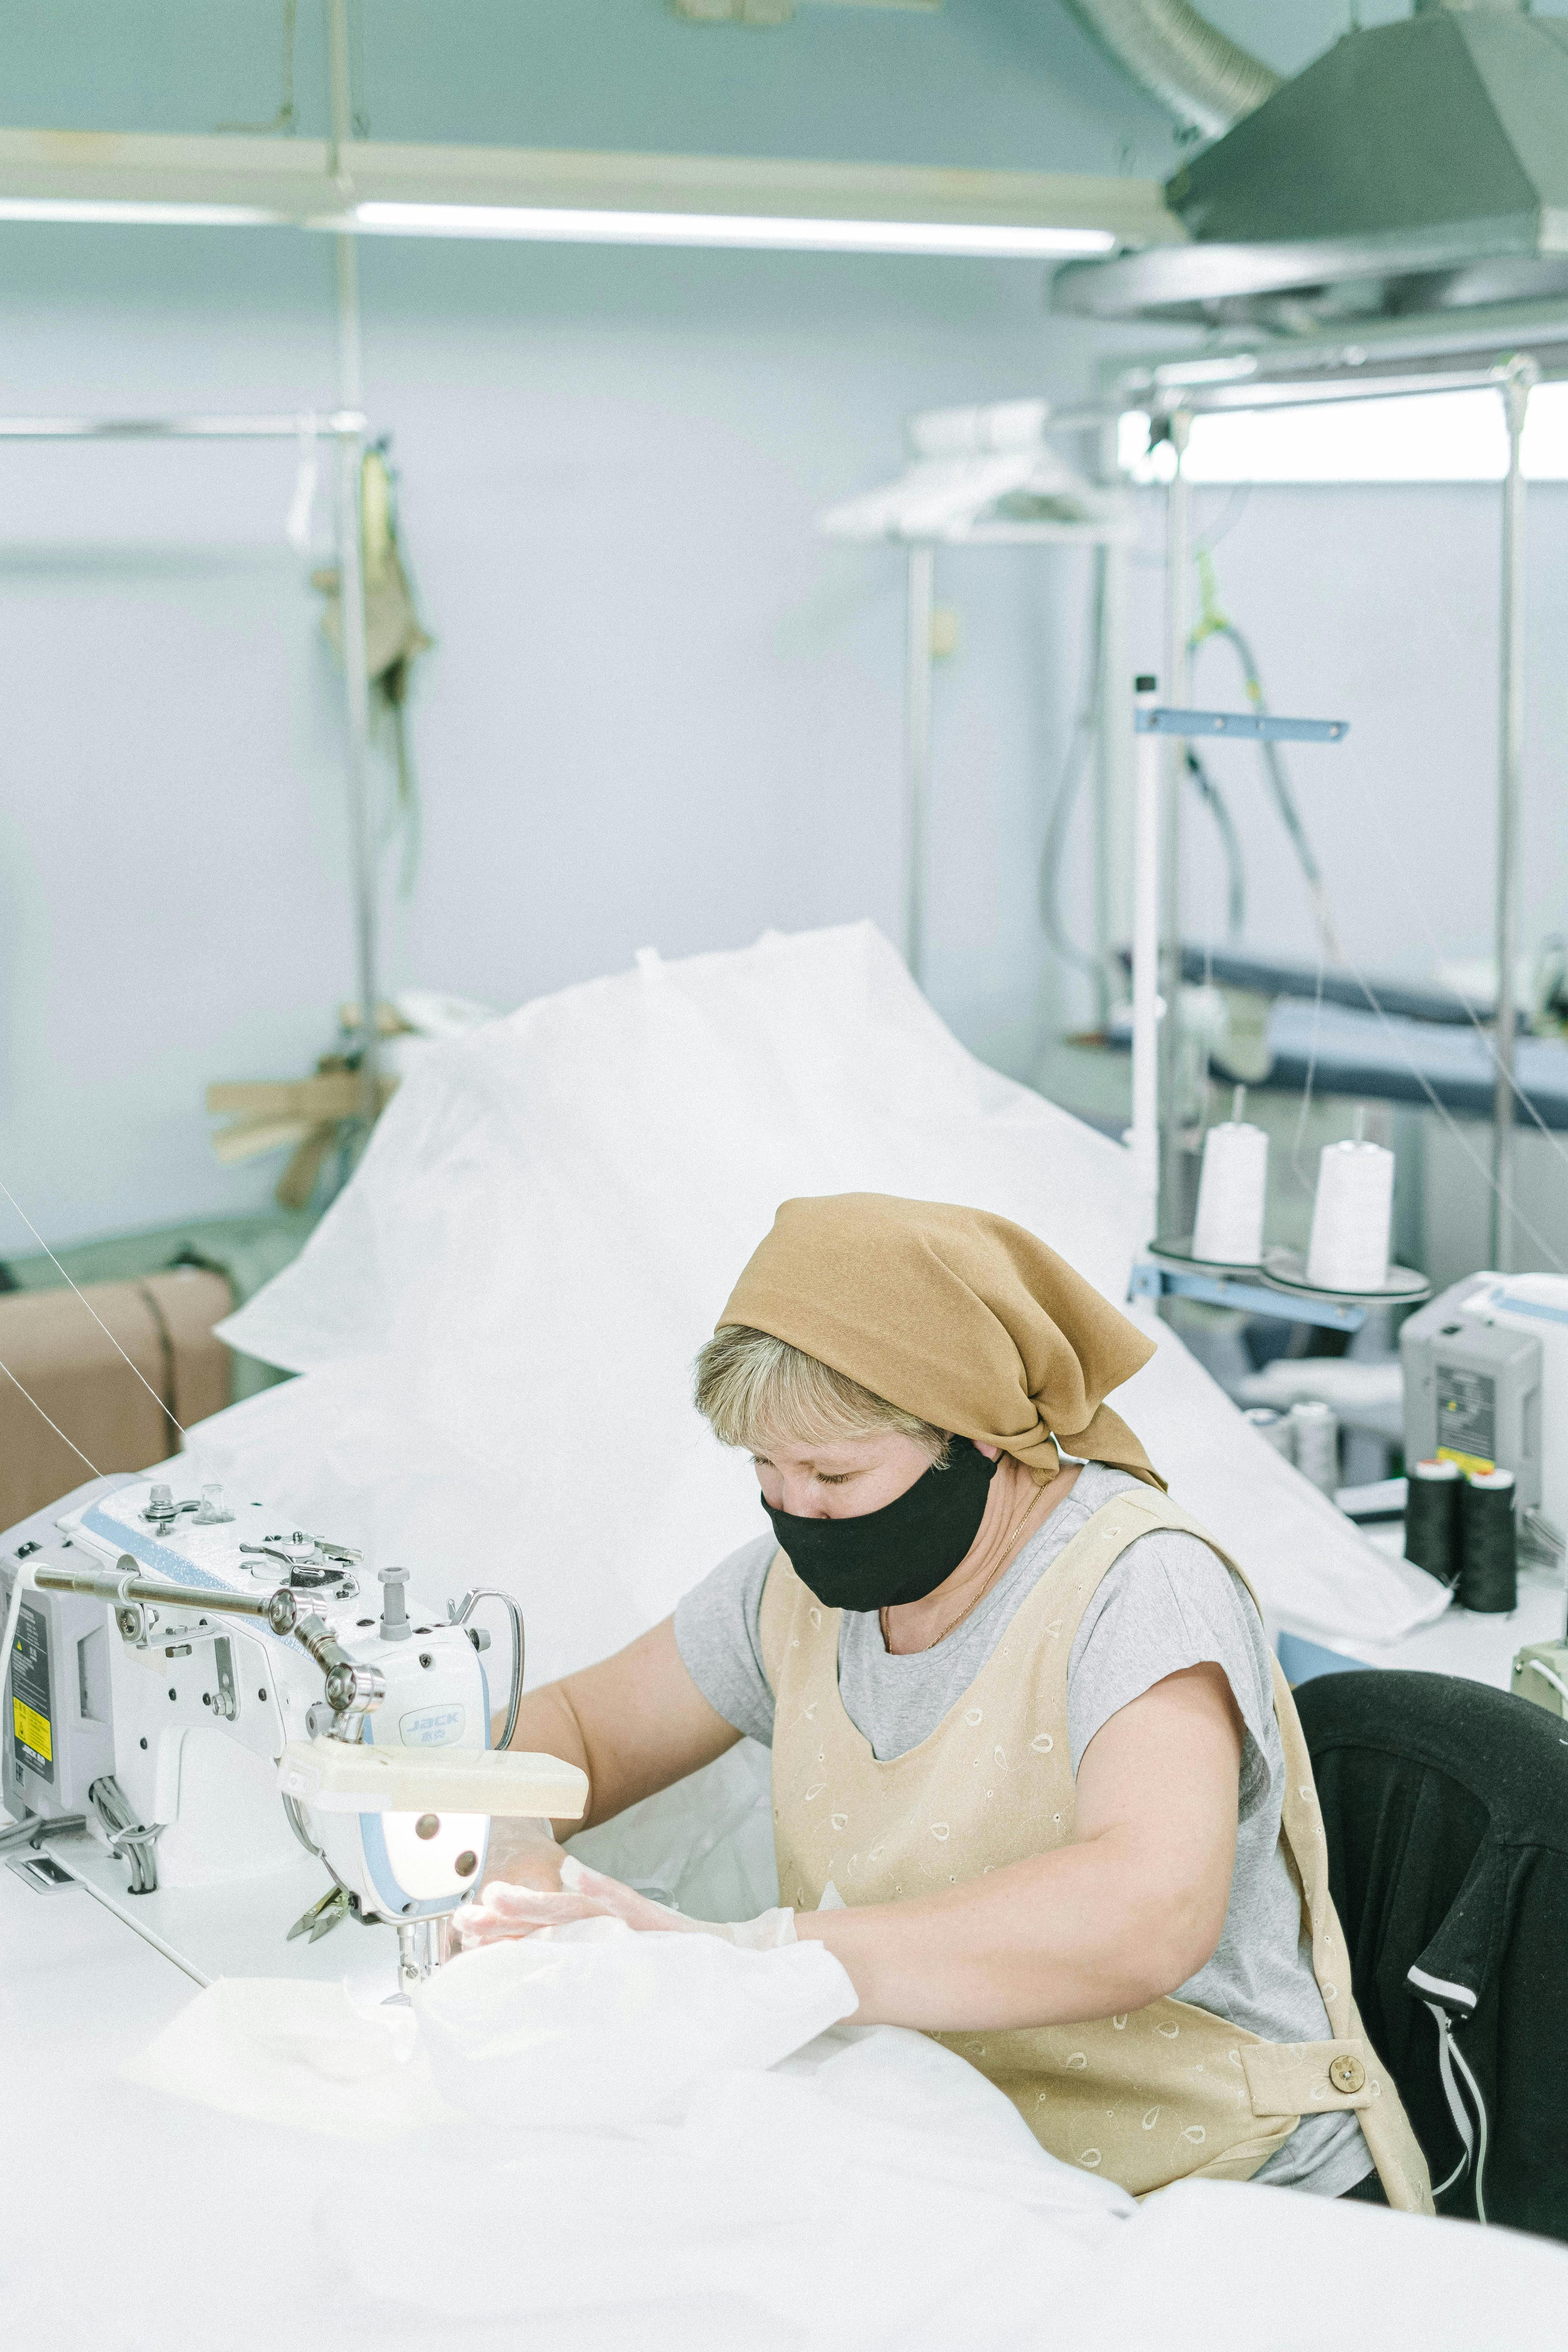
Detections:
1127,695,1350,1249
0,406,381,1131
1105,334,1560,1271
820,404,1131,988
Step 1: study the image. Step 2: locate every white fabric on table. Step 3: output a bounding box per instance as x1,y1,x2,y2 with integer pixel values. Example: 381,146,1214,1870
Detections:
110,1918,1133,2352
98,1913,1568,2352
8,1822,1562,2352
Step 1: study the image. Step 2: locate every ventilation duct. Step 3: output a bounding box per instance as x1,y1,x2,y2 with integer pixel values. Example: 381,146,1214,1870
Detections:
1060,1,1278,140
1056,2,1568,332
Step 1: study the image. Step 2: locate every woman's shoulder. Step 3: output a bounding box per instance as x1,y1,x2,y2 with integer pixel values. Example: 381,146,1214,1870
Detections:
1066,1491,1278,1770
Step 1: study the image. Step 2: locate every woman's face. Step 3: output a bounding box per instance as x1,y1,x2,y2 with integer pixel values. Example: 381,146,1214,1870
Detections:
750,1430,938,1519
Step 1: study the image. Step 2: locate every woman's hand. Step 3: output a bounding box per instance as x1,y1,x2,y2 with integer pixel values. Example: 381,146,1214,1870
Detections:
452,1856,799,1953
454,1857,709,1948
476,1816,568,1894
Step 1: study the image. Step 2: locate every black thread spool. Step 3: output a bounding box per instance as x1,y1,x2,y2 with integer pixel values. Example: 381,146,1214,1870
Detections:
1459,1467,1517,1614
1404,1456,1461,1586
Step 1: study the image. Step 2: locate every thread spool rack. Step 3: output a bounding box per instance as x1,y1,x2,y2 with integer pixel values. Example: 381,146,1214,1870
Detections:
1128,1256,1430,1332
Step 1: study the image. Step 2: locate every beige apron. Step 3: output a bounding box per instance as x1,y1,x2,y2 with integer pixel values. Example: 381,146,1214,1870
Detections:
760,1488,1433,2211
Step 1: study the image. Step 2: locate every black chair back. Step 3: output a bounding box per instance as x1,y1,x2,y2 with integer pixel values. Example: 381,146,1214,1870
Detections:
1296,1668,1568,2240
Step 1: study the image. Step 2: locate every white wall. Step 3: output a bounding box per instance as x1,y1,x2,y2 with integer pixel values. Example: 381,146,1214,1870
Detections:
6,2,1565,1253
0,0,1177,1246
1121,479,1568,986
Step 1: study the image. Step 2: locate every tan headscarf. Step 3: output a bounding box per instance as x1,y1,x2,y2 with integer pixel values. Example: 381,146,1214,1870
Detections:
718,1193,1164,1490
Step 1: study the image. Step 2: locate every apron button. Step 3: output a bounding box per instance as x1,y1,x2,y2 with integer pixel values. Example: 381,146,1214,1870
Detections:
1329,2054,1366,2095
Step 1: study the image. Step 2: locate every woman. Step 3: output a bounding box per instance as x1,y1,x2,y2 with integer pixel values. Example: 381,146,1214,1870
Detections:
465,1193,1430,2210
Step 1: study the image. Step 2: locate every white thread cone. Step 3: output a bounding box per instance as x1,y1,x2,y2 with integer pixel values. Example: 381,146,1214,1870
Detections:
1191,1119,1268,1265
1289,1398,1340,1498
1306,1139,1393,1292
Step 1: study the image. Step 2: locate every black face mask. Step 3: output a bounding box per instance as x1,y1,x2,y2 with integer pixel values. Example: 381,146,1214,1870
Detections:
761,1436,998,1613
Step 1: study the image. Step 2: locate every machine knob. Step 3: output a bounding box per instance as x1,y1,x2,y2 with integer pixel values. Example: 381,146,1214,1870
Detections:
324,1660,385,1715
143,1483,177,1528
378,1564,412,1642
263,1588,300,1637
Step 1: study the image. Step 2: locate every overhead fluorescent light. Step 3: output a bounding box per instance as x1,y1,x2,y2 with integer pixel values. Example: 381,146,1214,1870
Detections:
337,200,1117,259
1118,384,1568,484
0,198,281,227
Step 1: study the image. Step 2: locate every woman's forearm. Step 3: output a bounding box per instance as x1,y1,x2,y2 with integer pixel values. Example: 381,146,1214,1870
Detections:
500,1679,599,1834
793,1828,1223,2031
498,1617,741,1836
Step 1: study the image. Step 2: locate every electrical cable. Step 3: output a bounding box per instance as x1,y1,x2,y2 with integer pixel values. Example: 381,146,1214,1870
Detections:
1182,746,1245,938
1189,548,1343,963
1039,553,1245,989
1352,775,1568,1214
1182,550,1566,1259
1334,954,1567,1274
216,0,299,136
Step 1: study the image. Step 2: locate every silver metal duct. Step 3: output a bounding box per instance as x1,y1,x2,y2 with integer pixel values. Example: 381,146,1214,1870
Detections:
1057,5,1568,329
1060,1,1279,140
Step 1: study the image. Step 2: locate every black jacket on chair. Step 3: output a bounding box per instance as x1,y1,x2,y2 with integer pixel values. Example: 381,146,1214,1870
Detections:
1295,1669,1568,2240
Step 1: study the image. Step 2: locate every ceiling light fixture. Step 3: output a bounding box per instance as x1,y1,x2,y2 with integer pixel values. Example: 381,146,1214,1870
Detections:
0,198,282,227
336,200,1118,259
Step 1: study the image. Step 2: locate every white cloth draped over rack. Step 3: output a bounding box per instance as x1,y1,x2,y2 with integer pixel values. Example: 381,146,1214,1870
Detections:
195,921,1449,1682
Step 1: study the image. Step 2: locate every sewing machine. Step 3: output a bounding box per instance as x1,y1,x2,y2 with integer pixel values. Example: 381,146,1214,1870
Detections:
1,1473,586,1995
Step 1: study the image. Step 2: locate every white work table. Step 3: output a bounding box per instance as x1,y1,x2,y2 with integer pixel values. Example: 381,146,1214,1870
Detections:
1,1833,191,2064
0,1846,406,2345
7,1674,1568,2351
1305,1533,1564,1692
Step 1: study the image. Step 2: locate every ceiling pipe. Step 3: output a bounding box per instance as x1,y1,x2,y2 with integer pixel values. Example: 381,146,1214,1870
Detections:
1061,0,1280,140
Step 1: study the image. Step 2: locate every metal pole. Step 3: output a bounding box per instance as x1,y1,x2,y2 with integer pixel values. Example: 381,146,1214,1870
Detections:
1159,410,1192,1230
1130,678,1161,1246
1093,416,1133,1035
1094,534,1133,1034
327,0,364,413
1491,355,1537,1272
1090,545,1113,1030
334,426,378,1133
327,0,378,1129
904,542,935,986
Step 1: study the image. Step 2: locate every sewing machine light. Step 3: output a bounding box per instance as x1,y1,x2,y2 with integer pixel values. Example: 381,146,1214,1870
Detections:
381,1806,488,1900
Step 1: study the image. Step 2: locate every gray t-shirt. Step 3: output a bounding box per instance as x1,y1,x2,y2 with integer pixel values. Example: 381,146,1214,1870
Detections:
674,1460,1371,2197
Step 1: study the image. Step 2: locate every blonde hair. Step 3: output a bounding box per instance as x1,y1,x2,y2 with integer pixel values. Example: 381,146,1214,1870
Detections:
694,1323,949,1465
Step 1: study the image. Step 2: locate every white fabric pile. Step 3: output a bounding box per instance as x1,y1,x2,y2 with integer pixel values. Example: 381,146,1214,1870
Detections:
193,922,1444,1667
81,1916,1566,2352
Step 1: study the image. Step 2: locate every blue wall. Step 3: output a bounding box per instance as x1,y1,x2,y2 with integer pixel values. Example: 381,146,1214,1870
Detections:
0,0,1173,1243
5,2,1564,1250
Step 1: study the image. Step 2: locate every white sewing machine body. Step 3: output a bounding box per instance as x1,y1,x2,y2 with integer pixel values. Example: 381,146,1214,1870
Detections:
64,1477,493,1919
2,1473,584,1992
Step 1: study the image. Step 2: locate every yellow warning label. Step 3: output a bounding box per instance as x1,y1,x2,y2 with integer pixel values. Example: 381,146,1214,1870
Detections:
1436,1446,1496,1480
12,1696,51,1763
